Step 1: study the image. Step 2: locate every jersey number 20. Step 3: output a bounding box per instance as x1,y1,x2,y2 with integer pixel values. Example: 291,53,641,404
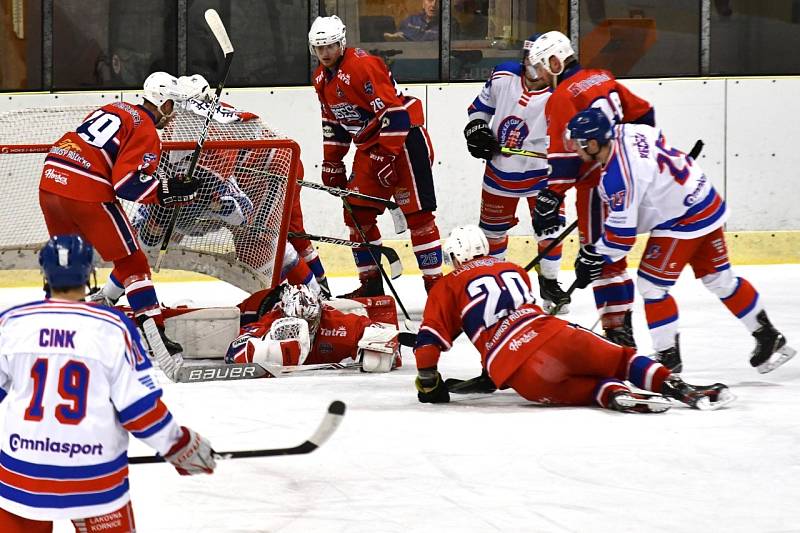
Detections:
466,271,534,328
24,358,90,425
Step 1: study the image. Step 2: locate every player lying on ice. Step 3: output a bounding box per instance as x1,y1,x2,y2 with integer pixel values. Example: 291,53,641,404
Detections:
412,225,735,413
224,284,407,373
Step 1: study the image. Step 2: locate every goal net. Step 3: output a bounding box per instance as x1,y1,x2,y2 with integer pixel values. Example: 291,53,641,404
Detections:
0,103,299,293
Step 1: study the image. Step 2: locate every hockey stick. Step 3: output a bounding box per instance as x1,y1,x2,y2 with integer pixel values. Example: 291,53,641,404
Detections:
288,231,403,279
500,146,547,159
297,179,408,234
341,198,416,331
129,400,345,464
688,139,704,159
175,361,362,383
523,220,578,272
155,9,234,271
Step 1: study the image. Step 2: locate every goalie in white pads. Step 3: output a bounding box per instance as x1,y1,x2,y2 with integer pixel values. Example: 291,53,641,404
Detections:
226,285,401,372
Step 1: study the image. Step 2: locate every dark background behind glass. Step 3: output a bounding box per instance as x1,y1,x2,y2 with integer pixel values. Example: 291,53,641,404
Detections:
1,0,43,90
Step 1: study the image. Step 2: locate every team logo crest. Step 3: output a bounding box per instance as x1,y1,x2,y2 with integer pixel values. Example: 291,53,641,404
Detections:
143,152,158,165
497,116,529,150
336,85,345,98
364,80,374,95
644,244,662,261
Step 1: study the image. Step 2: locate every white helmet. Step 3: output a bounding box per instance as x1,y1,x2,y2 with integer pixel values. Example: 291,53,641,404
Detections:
527,31,575,76
308,15,346,56
443,225,489,267
177,74,212,101
143,71,202,108
280,284,322,328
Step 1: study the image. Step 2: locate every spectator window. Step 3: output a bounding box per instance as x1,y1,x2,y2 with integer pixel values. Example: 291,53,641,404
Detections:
1,0,42,90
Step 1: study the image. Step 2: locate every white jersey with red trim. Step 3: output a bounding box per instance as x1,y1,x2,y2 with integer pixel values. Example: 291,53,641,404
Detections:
593,124,728,263
0,299,181,520
468,61,550,197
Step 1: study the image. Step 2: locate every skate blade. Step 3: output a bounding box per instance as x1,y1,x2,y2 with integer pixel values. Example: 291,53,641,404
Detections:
543,300,570,316
757,345,797,374
615,395,672,413
694,389,736,411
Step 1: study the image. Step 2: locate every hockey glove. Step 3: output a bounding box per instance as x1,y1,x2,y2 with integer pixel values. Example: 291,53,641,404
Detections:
415,368,450,403
369,148,399,188
164,426,216,476
574,245,606,289
321,160,347,189
532,189,565,237
157,176,199,207
464,118,500,160
445,368,497,394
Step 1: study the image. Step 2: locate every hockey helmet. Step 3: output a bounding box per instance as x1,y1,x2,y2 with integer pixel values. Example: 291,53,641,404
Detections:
280,284,322,327
443,225,489,267
39,235,94,290
143,71,203,108
308,15,346,55
565,108,613,151
526,30,575,76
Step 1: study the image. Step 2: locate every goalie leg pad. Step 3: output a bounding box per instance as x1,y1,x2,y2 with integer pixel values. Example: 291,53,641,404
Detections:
249,337,304,366
357,324,400,373
360,349,395,373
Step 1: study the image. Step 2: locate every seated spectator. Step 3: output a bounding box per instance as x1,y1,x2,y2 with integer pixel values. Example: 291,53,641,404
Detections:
385,0,439,41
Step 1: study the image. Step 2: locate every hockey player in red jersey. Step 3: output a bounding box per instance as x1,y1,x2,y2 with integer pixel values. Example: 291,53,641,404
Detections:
0,236,214,533
39,72,203,356
309,15,443,297
413,225,735,412
227,284,402,372
565,108,796,374
526,31,656,347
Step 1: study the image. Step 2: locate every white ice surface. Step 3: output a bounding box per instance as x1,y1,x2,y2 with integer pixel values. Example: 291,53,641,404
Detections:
2,265,799,533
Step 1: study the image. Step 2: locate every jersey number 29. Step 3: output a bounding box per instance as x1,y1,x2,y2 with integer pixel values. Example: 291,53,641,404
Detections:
24,358,90,425
77,110,122,149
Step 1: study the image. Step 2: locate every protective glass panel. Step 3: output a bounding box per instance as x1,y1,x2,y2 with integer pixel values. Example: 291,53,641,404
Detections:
325,0,441,82
0,0,43,90
450,0,568,81
579,0,700,77
188,0,310,87
53,0,178,89
710,0,800,75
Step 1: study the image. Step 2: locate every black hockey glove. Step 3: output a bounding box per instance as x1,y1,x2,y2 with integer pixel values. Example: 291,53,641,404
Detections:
445,368,497,394
464,119,500,160
574,245,606,289
533,189,564,237
157,176,199,207
415,368,450,403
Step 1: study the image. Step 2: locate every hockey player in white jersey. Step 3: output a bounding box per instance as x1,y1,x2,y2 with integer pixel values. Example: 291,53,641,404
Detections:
0,235,215,532
463,34,570,313
566,108,795,373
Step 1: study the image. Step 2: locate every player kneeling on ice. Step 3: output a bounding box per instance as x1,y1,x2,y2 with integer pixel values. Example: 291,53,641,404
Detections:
226,284,402,372
413,225,735,413
0,235,215,532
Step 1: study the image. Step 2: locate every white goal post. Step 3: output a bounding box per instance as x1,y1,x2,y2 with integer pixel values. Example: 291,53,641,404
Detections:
0,104,301,293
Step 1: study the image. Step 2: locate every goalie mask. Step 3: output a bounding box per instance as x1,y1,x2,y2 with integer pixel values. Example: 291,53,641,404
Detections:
280,284,322,330
443,225,489,268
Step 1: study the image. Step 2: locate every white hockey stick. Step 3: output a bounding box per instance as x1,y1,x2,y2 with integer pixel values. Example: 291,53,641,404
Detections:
155,8,235,271
129,400,346,464
141,318,181,381
174,361,362,383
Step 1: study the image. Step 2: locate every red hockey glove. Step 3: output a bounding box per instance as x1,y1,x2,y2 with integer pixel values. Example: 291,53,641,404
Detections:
369,148,399,188
321,160,347,189
164,426,216,476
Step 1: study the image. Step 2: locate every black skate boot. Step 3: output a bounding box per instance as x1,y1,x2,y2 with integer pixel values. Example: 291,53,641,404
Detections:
538,276,571,315
318,278,332,300
604,311,637,349
750,310,796,374
652,334,683,373
338,270,384,299
608,390,672,414
661,375,735,410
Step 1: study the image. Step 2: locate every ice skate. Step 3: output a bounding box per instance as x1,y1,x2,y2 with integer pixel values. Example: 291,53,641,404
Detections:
661,375,735,411
338,270,384,299
85,287,119,307
609,390,672,413
652,334,683,373
604,310,637,349
750,311,796,374
539,276,570,315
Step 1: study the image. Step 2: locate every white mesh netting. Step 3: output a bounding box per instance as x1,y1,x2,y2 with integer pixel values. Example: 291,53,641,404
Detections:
0,104,298,293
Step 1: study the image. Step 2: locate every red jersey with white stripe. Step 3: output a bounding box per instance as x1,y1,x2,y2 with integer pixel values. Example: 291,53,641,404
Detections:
414,257,563,386
312,47,425,160
0,299,181,520
40,102,162,204
545,64,653,192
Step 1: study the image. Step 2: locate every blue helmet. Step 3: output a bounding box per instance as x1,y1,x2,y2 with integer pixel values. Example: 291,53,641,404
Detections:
39,235,94,290
566,108,613,148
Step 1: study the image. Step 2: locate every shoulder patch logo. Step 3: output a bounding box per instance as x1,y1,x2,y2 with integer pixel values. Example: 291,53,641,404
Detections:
364,80,374,95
